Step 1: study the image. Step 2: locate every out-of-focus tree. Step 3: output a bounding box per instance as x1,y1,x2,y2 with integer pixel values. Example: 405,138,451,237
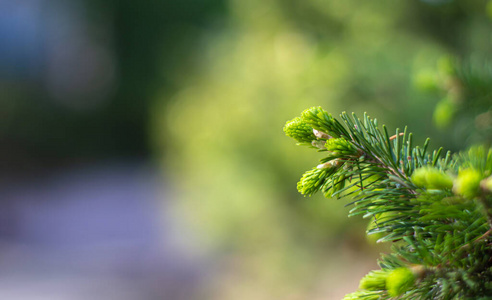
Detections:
415,57,492,149
0,0,225,173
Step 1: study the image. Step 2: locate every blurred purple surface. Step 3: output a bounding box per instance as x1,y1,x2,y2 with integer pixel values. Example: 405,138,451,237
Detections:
0,162,209,300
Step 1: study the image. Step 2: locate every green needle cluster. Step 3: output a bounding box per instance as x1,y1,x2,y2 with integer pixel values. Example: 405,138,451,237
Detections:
284,107,492,299
325,138,360,156
283,116,317,145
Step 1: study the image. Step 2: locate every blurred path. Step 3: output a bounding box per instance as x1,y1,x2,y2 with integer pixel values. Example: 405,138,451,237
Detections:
0,161,210,300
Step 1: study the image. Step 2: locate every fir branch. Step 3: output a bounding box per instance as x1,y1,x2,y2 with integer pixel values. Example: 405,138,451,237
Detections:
284,107,492,299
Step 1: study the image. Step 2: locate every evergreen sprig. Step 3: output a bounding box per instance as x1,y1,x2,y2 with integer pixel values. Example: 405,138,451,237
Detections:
284,107,492,299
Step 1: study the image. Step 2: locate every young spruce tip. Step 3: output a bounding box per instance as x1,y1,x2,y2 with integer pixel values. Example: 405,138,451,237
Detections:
284,107,492,300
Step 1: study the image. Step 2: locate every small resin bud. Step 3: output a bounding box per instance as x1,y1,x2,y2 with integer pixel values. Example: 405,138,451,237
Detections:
316,159,340,169
386,267,416,297
411,166,453,190
359,269,389,291
283,117,316,144
316,162,330,169
481,176,492,193
312,140,326,150
313,129,331,140
453,168,483,198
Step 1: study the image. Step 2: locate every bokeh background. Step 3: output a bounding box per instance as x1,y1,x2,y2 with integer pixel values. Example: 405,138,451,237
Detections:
0,0,491,299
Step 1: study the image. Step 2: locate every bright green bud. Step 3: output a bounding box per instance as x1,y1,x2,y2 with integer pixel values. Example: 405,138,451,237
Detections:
414,69,439,93
411,166,453,190
386,267,416,297
325,138,359,156
297,167,335,196
342,291,381,300
301,106,340,138
433,98,456,129
283,117,316,144
359,270,390,291
453,168,483,198
437,56,455,76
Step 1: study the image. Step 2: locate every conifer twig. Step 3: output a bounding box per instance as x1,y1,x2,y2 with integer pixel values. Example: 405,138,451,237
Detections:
284,107,492,299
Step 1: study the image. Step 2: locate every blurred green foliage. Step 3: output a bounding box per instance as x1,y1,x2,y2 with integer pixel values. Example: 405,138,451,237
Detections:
415,56,492,147
0,0,225,170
